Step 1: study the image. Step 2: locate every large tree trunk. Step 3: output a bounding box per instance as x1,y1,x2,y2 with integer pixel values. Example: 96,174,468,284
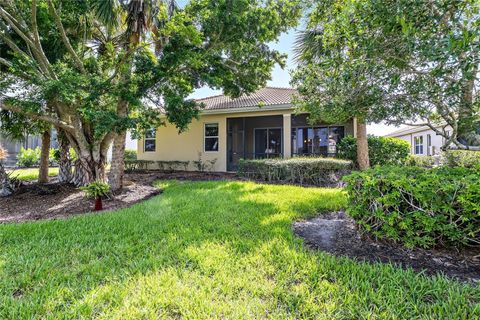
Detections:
108,100,128,191
38,129,51,183
356,119,370,170
57,129,72,183
70,156,107,187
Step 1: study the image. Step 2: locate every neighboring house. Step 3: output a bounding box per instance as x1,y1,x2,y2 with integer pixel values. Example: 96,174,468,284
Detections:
0,131,58,167
137,87,356,172
384,124,452,156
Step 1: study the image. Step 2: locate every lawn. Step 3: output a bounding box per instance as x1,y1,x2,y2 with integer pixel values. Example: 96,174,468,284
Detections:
8,167,59,181
0,180,478,319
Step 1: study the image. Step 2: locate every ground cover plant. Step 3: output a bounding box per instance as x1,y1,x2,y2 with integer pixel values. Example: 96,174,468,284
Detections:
0,180,478,319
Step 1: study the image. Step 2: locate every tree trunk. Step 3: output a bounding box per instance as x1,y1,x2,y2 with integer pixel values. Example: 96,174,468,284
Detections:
356,119,370,170
57,129,72,183
108,100,128,191
70,156,107,187
38,129,51,183
108,131,127,191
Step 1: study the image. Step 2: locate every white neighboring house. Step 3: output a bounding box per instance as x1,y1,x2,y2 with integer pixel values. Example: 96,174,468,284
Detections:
384,125,453,156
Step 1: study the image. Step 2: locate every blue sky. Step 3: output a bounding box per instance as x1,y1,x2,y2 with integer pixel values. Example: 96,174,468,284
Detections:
177,1,397,135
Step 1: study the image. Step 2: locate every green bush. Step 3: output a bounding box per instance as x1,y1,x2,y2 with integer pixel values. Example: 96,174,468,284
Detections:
16,147,41,167
405,155,437,168
80,181,110,199
124,149,137,161
343,166,480,249
51,147,78,163
238,157,352,187
443,150,480,168
337,135,411,167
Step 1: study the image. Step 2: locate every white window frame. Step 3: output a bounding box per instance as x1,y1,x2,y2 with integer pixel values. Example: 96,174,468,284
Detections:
144,129,156,152
204,123,219,152
414,135,423,155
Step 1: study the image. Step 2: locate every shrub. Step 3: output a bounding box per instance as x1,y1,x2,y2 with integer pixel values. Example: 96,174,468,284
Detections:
443,150,480,168
124,149,137,161
16,147,41,167
238,157,352,187
337,135,410,167
343,166,480,249
124,160,154,172
405,155,437,168
51,147,78,163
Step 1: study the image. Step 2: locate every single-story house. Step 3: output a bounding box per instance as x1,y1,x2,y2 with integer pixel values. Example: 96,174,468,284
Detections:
384,124,452,156
137,87,357,172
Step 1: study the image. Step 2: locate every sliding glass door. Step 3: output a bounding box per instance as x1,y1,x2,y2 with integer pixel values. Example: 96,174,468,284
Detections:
254,128,282,159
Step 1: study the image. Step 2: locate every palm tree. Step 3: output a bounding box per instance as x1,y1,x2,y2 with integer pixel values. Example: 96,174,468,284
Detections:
293,28,370,170
90,0,178,190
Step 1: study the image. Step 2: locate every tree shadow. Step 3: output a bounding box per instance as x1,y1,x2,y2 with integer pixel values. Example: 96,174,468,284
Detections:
0,180,476,318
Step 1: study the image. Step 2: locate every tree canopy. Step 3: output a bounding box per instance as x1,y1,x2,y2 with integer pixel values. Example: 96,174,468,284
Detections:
292,0,480,150
0,0,302,185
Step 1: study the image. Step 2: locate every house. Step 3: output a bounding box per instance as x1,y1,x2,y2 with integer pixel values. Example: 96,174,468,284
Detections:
0,132,58,167
384,124,452,156
137,87,356,171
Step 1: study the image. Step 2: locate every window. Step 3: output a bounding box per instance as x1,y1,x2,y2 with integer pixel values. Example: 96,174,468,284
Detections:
414,136,423,155
291,126,344,156
204,123,219,152
144,129,156,152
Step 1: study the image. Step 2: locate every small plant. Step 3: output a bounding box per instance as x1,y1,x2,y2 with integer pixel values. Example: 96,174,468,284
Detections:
80,181,111,211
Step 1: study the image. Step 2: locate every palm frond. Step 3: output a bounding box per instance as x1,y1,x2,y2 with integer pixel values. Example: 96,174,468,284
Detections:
293,28,325,63
91,0,120,28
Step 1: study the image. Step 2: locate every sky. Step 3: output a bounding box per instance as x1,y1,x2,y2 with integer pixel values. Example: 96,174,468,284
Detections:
177,0,401,136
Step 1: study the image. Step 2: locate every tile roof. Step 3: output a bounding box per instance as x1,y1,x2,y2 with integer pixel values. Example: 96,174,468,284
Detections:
195,87,297,111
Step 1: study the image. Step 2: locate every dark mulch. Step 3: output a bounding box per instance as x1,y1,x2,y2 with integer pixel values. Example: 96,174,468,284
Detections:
294,212,480,283
0,171,237,224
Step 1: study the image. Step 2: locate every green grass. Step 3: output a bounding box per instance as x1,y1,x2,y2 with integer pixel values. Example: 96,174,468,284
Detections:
0,180,478,319
7,167,59,181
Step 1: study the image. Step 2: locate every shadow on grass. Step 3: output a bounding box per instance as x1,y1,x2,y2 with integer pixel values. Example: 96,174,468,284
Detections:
0,180,477,318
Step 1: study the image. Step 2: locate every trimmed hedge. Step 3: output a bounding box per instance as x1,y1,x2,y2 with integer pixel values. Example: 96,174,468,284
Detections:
238,157,352,187
343,166,480,249
337,135,411,167
443,150,480,168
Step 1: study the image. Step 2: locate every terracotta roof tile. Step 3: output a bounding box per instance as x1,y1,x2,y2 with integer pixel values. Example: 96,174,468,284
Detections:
195,87,297,111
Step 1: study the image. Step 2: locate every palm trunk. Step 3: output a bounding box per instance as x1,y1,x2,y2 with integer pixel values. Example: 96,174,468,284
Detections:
38,129,51,183
0,161,14,197
356,119,370,170
108,100,128,191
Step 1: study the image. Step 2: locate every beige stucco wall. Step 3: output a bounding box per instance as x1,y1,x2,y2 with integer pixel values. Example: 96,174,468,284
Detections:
138,109,355,172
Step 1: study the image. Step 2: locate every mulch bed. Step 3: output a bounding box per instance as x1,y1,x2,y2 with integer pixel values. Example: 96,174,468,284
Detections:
294,212,480,283
0,171,236,224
